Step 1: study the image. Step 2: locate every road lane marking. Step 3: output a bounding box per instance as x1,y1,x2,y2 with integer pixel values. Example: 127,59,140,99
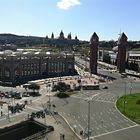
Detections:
0,112,26,122
93,99,114,104
114,98,138,125
27,106,41,111
93,124,138,138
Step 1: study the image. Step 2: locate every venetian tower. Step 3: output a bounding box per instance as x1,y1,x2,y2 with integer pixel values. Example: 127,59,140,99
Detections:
89,32,99,74
117,32,128,73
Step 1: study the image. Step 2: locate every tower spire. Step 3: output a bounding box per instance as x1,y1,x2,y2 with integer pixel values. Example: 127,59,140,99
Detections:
68,32,72,39
90,32,99,44
59,30,64,39
51,32,54,39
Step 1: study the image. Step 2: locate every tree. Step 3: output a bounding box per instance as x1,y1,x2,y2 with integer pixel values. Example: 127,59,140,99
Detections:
57,82,70,92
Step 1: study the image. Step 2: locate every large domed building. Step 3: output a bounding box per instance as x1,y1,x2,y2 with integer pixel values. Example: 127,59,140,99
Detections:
46,30,79,51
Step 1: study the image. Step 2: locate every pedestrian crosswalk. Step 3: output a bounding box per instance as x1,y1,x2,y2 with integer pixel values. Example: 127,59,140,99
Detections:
60,103,137,138
72,91,117,103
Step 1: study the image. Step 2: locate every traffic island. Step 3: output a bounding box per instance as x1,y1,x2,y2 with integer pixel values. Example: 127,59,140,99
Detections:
116,93,140,124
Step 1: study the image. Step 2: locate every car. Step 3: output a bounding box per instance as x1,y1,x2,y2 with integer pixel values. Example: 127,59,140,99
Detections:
5,93,12,98
74,86,81,91
0,93,5,97
0,94,4,98
121,75,126,78
102,86,108,89
22,92,30,97
14,96,22,99
84,130,92,136
121,73,127,78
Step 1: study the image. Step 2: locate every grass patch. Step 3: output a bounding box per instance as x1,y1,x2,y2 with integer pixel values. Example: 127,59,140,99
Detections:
116,93,140,124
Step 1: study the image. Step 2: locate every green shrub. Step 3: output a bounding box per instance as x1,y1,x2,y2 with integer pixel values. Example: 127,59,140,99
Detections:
56,92,69,98
136,99,140,105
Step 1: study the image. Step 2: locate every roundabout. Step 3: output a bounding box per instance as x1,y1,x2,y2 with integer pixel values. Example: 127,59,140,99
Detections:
116,93,140,124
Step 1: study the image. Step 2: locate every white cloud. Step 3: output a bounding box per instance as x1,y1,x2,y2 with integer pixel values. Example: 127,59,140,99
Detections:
57,0,81,10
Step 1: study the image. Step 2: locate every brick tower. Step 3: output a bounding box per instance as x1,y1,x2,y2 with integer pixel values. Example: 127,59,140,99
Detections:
117,32,128,73
89,32,99,74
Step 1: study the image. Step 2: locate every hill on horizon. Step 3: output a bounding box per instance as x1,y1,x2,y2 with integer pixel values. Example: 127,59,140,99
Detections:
0,33,45,47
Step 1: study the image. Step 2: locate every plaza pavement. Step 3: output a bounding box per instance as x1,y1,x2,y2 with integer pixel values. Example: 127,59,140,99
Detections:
0,101,81,140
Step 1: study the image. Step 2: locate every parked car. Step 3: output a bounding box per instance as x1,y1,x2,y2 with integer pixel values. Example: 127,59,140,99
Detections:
102,86,108,89
22,92,30,97
0,92,5,97
5,93,12,98
14,96,22,99
0,94,4,98
74,86,81,91
14,92,22,99
30,92,41,97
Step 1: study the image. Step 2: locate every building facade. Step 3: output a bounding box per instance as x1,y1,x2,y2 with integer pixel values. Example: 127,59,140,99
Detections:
46,31,79,51
0,51,75,86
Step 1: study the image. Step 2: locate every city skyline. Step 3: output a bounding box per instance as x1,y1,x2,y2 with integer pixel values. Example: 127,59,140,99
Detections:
0,0,140,41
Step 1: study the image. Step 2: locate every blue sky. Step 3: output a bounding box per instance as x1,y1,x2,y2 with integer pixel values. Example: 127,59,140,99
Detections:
0,0,139,41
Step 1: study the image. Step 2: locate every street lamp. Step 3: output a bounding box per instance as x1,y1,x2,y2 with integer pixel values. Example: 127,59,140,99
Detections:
87,100,91,140
83,94,94,140
123,82,127,113
129,78,132,95
7,101,11,122
41,102,47,125
47,83,51,113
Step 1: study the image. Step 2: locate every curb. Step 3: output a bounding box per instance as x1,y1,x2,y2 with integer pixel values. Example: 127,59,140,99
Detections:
115,96,138,126
58,113,82,140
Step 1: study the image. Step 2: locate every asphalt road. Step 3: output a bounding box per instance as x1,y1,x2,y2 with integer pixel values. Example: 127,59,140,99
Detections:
0,57,140,140
51,57,140,140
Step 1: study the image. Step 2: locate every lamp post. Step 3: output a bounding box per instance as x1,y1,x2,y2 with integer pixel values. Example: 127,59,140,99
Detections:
47,84,51,113
87,100,91,140
130,78,132,95
124,82,127,113
7,100,10,122
83,95,93,140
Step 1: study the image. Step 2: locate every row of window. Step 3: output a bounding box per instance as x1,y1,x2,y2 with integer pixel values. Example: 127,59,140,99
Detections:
0,69,40,77
0,61,73,78
22,64,39,69
21,70,40,76
129,56,140,60
48,62,66,73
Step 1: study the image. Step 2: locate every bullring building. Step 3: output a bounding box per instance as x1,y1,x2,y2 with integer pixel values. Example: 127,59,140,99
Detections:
0,50,75,86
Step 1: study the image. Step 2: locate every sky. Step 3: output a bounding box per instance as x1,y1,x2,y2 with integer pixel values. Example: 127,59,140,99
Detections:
0,0,139,41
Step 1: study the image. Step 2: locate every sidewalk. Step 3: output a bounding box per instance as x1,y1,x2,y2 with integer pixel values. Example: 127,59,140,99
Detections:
37,114,81,140
0,111,81,140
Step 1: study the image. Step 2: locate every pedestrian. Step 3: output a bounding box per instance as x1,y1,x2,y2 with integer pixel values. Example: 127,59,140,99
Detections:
30,100,32,104
60,133,62,140
80,130,83,136
62,134,65,140
1,111,3,116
